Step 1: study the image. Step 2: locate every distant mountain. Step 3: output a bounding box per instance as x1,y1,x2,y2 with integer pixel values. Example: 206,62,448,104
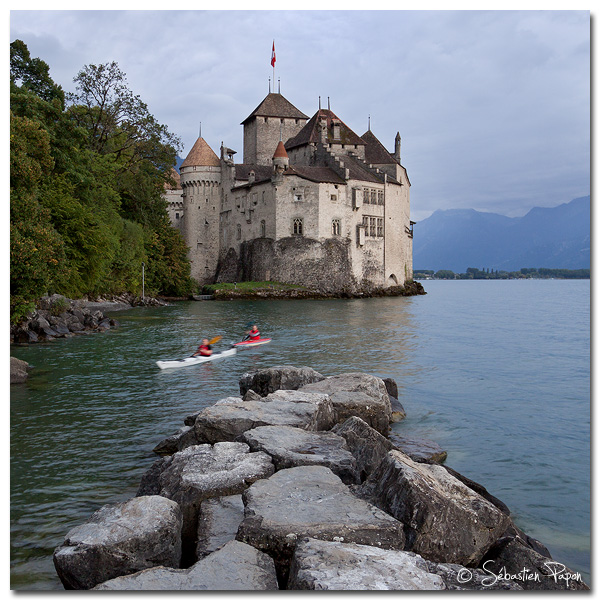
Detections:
175,156,184,172
412,196,590,272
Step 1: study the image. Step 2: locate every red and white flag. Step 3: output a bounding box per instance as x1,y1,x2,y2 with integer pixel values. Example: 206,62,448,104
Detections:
271,41,276,67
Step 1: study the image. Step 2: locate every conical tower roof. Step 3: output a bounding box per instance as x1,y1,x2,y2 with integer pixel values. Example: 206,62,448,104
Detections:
273,140,289,159
180,137,220,169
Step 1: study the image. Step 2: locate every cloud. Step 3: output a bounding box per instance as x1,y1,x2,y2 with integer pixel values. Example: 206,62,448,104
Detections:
10,9,590,220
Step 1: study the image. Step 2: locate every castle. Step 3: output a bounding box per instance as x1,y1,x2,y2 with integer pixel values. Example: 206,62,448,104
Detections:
164,89,414,293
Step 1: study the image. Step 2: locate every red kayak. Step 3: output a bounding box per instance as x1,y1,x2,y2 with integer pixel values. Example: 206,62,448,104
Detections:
233,337,271,349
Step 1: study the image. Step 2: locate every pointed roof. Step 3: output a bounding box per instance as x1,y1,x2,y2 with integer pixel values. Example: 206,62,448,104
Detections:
273,140,289,159
285,109,366,151
361,130,399,166
241,93,308,125
180,137,220,169
164,167,181,190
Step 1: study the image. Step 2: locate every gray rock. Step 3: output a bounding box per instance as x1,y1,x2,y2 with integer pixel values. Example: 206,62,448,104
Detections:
332,416,392,483
153,425,198,456
480,536,589,590
241,425,359,484
10,356,30,384
243,389,262,402
390,397,406,422
194,396,336,444
196,495,245,559
382,377,398,399
389,433,448,464
288,538,446,590
94,540,278,590
137,457,169,496
299,372,392,435
53,495,182,590
153,442,274,562
441,464,510,515
425,559,523,590
361,450,510,566
239,365,325,397
237,465,405,585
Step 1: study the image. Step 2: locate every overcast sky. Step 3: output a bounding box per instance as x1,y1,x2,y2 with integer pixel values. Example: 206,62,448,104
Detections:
10,9,590,222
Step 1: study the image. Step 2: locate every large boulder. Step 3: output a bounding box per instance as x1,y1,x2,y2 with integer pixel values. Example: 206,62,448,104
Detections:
53,495,182,590
299,372,392,435
389,433,448,464
241,425,359,484
194,394,336,443
94,540,278,590
10,357,30,384
288,538,523,591
153,425,199,456
288,538,445,590
147,442,274,562
332,416,392,483
237,465,405,585
361,450,510,566
239,366,325,397
480,535,589,590
196,495,245,560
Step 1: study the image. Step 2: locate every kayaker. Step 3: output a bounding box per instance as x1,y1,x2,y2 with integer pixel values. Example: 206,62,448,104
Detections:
244,325,260,341
193,339,213,357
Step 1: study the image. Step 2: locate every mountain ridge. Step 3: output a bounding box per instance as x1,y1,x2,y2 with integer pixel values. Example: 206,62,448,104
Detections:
412,195,590,272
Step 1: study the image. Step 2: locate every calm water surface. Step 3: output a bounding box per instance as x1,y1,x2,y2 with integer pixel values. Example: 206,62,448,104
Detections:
10,280,590,588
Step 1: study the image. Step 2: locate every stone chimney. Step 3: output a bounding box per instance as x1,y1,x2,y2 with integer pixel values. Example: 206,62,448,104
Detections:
394,132,401,163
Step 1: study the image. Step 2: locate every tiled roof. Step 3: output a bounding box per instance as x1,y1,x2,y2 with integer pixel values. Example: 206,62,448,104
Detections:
234,164,273,183
285,166,346,184
361,130,398,166
180,137,220,168
164,167,181,190
285,109,366,150
341,153,385,184
241,93,308,124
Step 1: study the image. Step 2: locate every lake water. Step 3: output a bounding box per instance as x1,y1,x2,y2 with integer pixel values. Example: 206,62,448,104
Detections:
10,279,590,589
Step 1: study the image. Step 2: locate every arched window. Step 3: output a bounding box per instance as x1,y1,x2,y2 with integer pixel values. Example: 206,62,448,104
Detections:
236,224,242,240
260,220,266,237
332,219,341,236
293,218,303,236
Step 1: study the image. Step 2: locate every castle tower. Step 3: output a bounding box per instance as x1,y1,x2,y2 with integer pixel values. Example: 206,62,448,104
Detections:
242,92,308,166
179,137,222,285
272,140,289,176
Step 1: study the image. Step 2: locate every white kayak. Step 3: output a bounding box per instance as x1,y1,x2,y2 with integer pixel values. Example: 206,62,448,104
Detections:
156,348,237,370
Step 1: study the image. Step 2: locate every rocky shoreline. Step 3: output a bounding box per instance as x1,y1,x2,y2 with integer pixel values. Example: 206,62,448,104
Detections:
52,366,587,591
209,281,426,301
10,293,168,346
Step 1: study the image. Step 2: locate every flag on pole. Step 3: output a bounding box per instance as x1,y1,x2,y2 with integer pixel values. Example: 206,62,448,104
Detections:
271,41,276,67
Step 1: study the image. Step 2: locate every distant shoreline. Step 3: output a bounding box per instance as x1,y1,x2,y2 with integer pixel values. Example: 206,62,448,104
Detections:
414,268,589,281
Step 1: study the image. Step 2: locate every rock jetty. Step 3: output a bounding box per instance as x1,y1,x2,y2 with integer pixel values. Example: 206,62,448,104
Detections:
53,366,588,591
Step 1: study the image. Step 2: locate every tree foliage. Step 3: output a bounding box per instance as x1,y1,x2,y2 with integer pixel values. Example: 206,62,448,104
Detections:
10,40,194,322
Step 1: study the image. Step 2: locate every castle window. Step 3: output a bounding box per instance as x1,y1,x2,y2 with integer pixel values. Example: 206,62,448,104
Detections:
371,190,377,204
363,188,370,204
293,218,303,236
293,190,304,202
330,194,337,202
377,218,384,237
237,224,241,240
362,216,370,235
369,217,376,237
264,117,268,122
175,213,180,219
378,190,384,205
260,220,266,237
332,219,341,236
